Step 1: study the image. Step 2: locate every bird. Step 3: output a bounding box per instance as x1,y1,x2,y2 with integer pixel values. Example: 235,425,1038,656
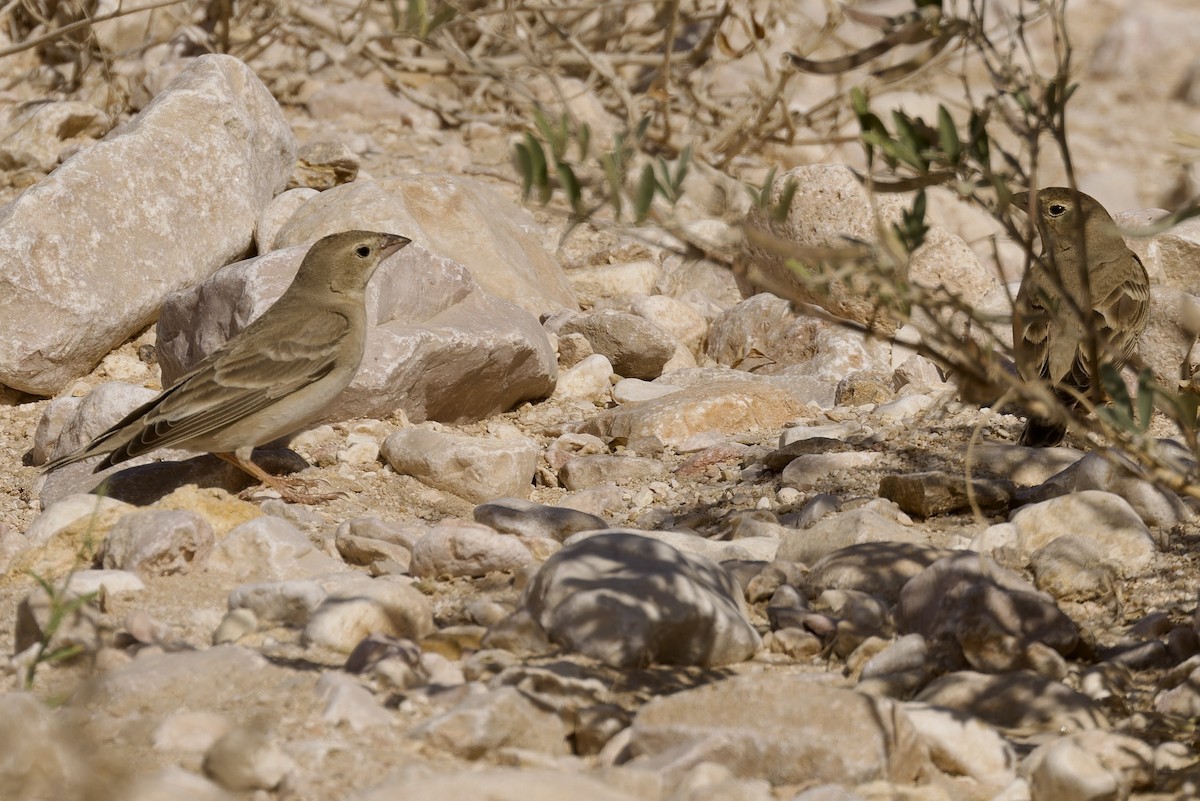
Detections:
44,229,412,502
1011,187,1150,446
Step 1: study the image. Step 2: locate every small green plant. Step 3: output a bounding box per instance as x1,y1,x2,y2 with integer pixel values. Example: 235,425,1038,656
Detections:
512,110,699,226
23,570,99,690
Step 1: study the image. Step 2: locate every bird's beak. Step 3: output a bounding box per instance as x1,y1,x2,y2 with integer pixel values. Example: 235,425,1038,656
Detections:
380,234,412,260
1011,191,1030,214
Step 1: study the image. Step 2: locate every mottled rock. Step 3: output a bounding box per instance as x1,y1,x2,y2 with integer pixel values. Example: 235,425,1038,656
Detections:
778,504,916,565
1029,536,1120,604
227,580,327,627
290,139,358,190
354,768,642,801
629,674,931,785
916,670,1106,733
897,552,1079,671
706,294,890,380
1009,491,1158,578
559,454,668,491
568,261,661,303
206,516,344,581
303,577,434,652
1020,730,1154,801
35,382,159,466
411,687,571,758
315,672,391,731
553,353,614,401
806,542,955,603
381,426,539,503
583,377,816,452
901,701,1017,788
735,164,992,334
879,471,1015,518
409,520,534,578
254,187,318,253
202,723,293,791
1138,286,1200,389
0,101,109,173
630,294,708,355
97,508,214,576
473,497,607,543
523,531,761,667
780,452,881,493
0,692,91,798
550,310,675,380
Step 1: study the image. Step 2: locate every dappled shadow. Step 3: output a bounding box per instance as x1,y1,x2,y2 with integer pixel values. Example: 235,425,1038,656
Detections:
38,448,310,506
526,531,759,670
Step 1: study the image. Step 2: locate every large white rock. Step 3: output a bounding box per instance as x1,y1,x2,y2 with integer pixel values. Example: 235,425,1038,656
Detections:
381,426,539,502
271,175,577,316
0,55,294,394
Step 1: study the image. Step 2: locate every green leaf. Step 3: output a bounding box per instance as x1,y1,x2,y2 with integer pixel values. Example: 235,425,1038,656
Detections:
577,122,591,161
533,109,568,163
513,141,534,200
634,163,657,221
1135,369,1156,432
673,145,692,191
601,152,623,219
521,133,550,204
937,104,959,165
654,157,674,202
633,114,652,142
427,5,456,34
748,166,775,208
1099,364,1134,429
772,176,798,223
406,0,427,33
861,130,900,169
557,163,583,216
850,86,870,117
967,110,990,166
891,112,929,170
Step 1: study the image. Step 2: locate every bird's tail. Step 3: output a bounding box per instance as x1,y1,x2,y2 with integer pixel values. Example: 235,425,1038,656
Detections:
1019,416,1067,447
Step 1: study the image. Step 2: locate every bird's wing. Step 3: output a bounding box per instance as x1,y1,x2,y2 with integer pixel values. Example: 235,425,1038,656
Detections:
1092,252,1150,363
96,308,352,463
1013,273,1053,381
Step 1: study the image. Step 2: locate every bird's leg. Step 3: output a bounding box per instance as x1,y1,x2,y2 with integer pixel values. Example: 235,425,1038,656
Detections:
214,451,345,504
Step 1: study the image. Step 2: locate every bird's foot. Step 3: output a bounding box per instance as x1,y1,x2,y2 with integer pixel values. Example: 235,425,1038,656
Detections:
217,451,348,504
239,474,347,504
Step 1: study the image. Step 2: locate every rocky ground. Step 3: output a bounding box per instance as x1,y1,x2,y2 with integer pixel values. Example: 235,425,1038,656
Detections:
2,1,1200,800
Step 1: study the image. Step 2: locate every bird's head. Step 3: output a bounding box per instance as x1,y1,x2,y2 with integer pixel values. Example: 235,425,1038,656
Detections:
1012,187,1116,254
297,230,412,295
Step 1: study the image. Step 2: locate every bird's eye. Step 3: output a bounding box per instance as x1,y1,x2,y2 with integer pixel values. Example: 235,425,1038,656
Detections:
355,245,371,258
1048,203,1068,217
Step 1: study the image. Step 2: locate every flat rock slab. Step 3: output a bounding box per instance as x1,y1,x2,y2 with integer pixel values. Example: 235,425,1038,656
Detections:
0,54,294,394
582,377,816,451
879,471,1016,517
629,674,932,785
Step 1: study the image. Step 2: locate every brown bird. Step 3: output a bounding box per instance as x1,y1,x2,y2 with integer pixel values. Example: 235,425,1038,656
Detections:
1012,187,1150,446
45,230,412,502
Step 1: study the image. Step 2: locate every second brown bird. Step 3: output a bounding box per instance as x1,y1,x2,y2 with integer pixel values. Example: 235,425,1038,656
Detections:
1012,187,1150,446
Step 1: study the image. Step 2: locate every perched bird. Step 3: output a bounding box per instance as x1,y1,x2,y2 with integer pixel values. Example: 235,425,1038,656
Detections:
45,230,412,502
1012,187,1150,446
